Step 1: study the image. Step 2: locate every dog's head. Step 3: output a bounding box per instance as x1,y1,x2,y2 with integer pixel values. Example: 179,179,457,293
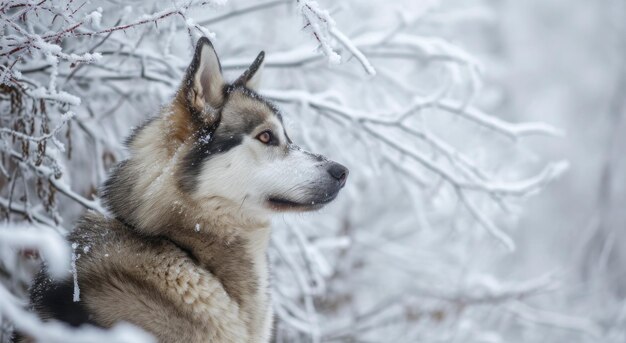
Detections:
168,38,348,215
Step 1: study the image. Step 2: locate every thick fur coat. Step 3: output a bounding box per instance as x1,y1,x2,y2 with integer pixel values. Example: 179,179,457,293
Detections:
23,38,347,343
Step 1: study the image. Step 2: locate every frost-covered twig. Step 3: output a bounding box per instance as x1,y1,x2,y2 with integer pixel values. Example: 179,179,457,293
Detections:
324,273,560,340
508,301,602,338
296,0,375,74
263,89,562,139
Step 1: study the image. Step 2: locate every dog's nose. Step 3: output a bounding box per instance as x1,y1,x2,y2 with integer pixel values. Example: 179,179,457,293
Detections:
327,162,348,188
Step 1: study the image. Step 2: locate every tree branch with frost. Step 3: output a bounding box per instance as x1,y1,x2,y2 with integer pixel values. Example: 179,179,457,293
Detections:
0,0,227,224
296,0,340,64
7,149,104,213
0,111,73,144
0,0,222,74
0,196,57,228
507,301,602,338
272,240,322,339
199,0,289,26
296,0,375,74
325,273,560,340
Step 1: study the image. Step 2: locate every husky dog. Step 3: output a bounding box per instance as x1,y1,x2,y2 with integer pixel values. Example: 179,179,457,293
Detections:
24,37,348,343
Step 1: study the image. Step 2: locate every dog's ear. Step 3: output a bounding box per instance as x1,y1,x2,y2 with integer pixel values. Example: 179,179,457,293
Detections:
182,37,225,125
234,51,265,91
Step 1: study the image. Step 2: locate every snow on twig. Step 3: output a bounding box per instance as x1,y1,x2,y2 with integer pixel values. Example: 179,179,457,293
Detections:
508,301,602,338
296,0,375,74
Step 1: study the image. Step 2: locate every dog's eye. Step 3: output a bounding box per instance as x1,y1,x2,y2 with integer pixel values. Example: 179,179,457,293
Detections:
256,130,273,144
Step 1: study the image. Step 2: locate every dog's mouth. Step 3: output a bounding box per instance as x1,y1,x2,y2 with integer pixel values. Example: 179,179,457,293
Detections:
267,193,338,212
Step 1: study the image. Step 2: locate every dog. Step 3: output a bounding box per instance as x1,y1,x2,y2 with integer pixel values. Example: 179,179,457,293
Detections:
23,37,348,343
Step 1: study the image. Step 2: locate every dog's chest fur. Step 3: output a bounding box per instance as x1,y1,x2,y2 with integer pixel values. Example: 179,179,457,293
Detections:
69,213,273,343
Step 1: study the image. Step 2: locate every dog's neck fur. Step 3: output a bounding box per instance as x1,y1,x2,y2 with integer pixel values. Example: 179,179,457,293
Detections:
163,222,272,335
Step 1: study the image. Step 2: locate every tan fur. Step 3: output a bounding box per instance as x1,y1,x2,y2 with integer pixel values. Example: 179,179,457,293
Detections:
70,212,270,343
169,95,195,144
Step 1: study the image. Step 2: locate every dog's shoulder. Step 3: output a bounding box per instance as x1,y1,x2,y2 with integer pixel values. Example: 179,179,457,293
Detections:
30,211,249,340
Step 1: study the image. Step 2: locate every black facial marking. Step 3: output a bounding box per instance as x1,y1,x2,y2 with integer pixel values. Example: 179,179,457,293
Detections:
179,86,286,193
179,126,242,193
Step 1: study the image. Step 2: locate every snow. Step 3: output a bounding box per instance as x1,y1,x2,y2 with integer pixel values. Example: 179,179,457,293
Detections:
297,0,342,65
0,0,623,342
0,226,70,279
185,18,216,40
71,243,80,302
85,10,103,30
28,87,82,107
0,283,155,343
